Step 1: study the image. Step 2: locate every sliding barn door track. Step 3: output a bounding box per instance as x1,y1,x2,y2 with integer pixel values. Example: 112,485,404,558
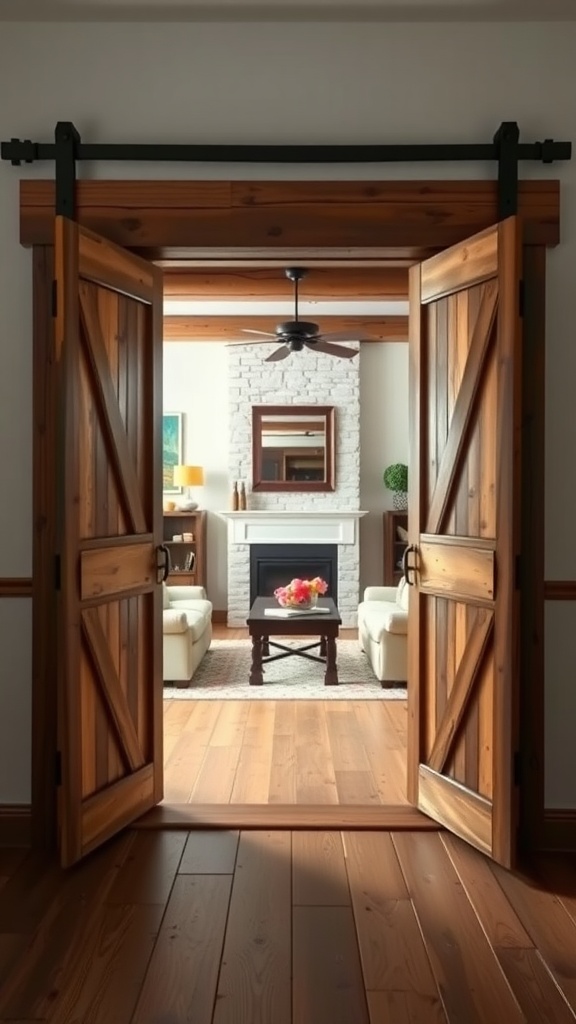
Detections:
1,120,571,221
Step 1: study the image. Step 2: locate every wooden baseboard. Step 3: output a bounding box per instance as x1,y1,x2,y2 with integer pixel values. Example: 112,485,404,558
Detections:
541,808,576,850
212,609,227,624
0,804,32,846
135,803,440,831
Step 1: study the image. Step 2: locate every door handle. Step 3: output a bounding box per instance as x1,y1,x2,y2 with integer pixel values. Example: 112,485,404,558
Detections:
402,544,417,586
156,544,171,584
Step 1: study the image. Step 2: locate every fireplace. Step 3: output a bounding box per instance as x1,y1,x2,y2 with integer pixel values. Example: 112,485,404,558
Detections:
250,543,338,608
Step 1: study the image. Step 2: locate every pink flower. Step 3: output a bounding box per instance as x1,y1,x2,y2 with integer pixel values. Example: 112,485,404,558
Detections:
273,577,328,606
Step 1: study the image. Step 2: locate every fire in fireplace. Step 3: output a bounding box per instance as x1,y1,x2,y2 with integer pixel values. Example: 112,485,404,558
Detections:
249,543,338,608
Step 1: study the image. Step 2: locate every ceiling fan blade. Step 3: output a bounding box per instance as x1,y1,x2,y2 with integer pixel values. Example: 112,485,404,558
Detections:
307,340,359,359
265,345,291,362
241,328,278,338
315,331,362,342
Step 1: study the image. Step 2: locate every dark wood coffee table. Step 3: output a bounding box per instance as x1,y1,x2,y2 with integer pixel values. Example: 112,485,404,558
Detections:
246,596,342,686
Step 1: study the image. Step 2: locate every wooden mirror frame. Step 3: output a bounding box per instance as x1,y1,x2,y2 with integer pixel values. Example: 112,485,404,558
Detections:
251,404,335,493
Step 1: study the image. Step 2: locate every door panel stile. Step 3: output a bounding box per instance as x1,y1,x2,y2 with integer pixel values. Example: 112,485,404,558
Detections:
492,218,523,866
407,264,424,806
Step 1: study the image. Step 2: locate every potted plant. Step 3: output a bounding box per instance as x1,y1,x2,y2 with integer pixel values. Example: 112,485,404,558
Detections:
383,462,408,510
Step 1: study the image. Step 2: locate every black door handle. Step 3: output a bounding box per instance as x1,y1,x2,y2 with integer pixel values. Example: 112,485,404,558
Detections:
402,544,417,586
156,544,171,584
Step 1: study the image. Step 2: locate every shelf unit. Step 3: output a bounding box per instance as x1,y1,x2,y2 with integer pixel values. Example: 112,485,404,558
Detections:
383,510,408,586
163,509,207,587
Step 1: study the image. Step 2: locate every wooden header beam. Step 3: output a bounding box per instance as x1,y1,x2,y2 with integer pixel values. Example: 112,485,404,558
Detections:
162,315,408,342
163,267,409,300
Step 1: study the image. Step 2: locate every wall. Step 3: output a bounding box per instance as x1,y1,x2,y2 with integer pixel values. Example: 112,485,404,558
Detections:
163,342,229,608
0,20,575,804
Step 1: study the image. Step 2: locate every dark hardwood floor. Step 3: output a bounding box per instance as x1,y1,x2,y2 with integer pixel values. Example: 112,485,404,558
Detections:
1,830,576,1023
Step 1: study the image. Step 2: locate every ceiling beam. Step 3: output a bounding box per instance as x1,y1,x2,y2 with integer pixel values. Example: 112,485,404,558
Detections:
163,267,409,300
163,315,408,342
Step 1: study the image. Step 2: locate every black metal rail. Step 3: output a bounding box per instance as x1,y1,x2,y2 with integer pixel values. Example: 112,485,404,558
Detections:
1,119,571,222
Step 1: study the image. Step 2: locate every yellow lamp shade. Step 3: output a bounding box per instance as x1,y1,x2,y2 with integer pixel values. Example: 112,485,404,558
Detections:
173,464,204,487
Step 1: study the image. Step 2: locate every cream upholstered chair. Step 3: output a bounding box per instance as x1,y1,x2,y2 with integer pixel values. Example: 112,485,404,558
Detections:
357,577,409,687
162,584,213,687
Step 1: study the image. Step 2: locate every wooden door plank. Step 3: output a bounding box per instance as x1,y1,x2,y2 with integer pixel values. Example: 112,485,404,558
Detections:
421,225,498,303
419,765,492,855
428,609,494,772
393,833,525,1024
425,276,496,536
292,832,349,907
419,538,495,603
81,608,145,771
212,831,291,1024
293,905,370,1024
79,286,147,533
131,875,232,1024
81,542,154,601
179,830,239,874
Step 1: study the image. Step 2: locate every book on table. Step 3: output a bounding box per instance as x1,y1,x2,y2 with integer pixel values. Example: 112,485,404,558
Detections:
263,606,331,618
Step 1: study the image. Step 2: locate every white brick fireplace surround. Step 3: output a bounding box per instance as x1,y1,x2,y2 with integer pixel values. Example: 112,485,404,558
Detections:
220,510,367,627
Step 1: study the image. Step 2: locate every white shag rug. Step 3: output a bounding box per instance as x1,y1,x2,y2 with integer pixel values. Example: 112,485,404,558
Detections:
163,638,407,700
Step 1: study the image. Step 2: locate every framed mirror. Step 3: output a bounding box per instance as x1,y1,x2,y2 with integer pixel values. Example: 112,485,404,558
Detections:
252,405,335,493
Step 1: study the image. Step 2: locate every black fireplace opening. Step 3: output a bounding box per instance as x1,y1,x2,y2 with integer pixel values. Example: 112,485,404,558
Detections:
250,543,338,608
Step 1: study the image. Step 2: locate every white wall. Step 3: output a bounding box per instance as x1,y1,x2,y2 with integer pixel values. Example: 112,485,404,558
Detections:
163,342,230,609
0,19,575,804
359,344,409,592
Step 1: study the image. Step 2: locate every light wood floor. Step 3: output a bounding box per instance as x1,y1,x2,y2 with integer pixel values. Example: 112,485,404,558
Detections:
2,830,576,1023
163,626,408,806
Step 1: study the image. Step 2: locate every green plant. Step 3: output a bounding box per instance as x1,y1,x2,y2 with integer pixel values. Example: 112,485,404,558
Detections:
383,463,408,493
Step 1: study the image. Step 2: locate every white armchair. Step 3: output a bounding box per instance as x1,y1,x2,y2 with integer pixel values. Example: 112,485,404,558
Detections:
163,584,213,686
357,578,409,687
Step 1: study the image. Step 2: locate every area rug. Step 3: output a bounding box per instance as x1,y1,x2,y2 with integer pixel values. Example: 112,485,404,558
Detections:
163,638,407,700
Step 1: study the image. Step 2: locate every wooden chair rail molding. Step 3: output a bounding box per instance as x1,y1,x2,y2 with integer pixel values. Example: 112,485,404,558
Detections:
543,581,576,600
0,578,33,597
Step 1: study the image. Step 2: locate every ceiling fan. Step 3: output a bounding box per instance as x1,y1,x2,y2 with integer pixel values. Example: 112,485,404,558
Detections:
229,267,361,362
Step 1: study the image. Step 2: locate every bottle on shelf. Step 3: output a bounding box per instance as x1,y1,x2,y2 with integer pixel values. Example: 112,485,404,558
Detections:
239,481,247,510
231,480,239,511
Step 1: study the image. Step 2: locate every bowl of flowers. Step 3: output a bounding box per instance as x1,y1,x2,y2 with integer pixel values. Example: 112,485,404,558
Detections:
273,576,328,610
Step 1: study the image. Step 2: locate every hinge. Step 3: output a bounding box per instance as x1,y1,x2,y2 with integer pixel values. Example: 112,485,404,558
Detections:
513,751,522,787
51,279,58,318
55,750,62,787
518,278,525,318
54,554,61,591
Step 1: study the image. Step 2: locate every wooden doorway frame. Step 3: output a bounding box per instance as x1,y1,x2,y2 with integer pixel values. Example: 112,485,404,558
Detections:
25,178,554,850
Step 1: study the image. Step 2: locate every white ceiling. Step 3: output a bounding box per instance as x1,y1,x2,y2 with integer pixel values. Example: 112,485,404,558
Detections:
2,0,575,21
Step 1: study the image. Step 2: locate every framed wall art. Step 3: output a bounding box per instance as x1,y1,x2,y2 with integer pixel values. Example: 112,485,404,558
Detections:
163,412,183,492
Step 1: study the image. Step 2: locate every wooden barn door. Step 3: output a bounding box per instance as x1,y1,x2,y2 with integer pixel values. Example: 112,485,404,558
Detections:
407,217,523,868
54,216,164,866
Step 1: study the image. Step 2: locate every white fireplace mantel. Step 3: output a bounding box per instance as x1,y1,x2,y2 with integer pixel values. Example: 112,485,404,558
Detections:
218,509,368,546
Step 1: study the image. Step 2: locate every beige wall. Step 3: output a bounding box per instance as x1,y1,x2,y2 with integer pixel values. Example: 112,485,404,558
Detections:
0,20,575,804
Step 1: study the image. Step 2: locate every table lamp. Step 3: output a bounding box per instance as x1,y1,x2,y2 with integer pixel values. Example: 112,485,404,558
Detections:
173,464,204,510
